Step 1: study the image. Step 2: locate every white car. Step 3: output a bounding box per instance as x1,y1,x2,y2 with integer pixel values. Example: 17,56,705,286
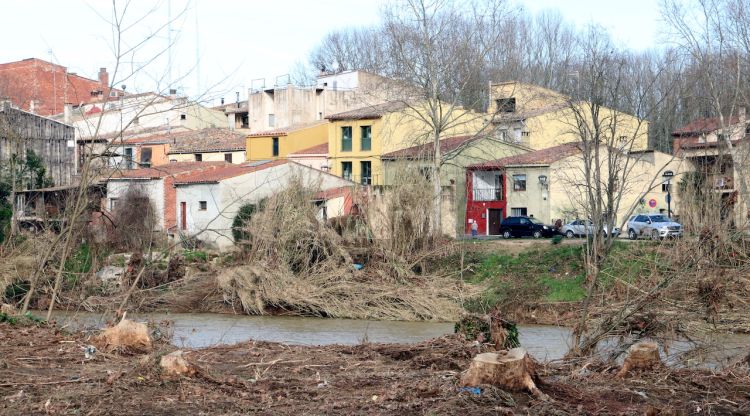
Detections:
627,214,683,240
561,219,621,238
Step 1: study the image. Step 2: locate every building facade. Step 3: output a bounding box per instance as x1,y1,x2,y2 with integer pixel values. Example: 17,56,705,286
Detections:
246,121,328,161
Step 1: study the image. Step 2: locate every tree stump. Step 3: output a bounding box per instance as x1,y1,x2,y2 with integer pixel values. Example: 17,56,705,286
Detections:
460,348,543,397
160,350,197,379
617,341,660,377
96,318,152,354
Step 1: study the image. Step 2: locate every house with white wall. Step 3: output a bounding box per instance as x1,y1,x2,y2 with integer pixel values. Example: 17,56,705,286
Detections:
172,160,354,250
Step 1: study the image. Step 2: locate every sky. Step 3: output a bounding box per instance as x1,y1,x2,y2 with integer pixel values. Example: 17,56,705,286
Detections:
0,0,662,107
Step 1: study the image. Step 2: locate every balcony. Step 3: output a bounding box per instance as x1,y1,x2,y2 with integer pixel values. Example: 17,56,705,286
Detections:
473,187,503,201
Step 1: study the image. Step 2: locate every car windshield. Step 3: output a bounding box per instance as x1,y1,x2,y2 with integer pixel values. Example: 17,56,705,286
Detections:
528,217,543,224
649,215,670,222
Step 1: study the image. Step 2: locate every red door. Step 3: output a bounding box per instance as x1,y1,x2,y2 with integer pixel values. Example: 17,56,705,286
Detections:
180,202,187,230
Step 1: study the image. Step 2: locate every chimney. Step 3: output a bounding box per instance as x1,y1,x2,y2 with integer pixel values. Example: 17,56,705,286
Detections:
63,103,73,124
220,97,225,105
29,100,36,114
98,68,109,90
169,88,178,98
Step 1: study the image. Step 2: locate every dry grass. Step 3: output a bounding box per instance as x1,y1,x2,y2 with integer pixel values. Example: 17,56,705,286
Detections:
217,176,470,321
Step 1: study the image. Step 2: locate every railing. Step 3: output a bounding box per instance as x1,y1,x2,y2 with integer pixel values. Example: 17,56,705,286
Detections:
473,187,503,201
710,174,734,190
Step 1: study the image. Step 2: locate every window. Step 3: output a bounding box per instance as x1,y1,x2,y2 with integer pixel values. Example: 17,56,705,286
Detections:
496,97,516,113
140,147,152,168
512,174,527,191
360,161,372,185
109,198,118,211
360,126,372,151
195,153,202,162
268,113,275,127
109,90,117,97
199,201,207,211
419,166,432,181
511,207,528,217
180,114,187,120
124,147,134,169
341,161,353,181
272,137,279,157
521,131,530,137
341,126,352,151
224,153,233,163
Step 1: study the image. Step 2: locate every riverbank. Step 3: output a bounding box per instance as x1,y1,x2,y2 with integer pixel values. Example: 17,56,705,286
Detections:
1,322,748,415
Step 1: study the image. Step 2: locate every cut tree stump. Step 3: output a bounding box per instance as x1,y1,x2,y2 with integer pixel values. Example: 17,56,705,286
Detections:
460,348,544,398
160,350,197,379
617,341,661,377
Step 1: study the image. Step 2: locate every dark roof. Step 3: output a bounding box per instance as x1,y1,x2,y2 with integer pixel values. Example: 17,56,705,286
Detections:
110,162,229,179
672,116,741,136
469,142,581,169
326,101,408,121
381,136,476,160
288,142,328,156
173,160,287,185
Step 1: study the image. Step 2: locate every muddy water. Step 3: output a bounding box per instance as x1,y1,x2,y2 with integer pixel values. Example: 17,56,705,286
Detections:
46,311,573,361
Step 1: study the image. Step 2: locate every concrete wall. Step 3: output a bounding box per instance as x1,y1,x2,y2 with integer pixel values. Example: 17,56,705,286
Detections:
0,105,76,186
175,162,353,250
287,154,329,171
106,179,165,228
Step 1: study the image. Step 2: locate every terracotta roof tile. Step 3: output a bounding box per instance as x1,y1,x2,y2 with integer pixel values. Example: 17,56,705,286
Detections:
672,116,741,136
247,121,328,137
381,136,476,160
111,161,229,179
326,101,408,121
288,142,328,156
173,159,288,185
469,142,581,169
121,128,245,152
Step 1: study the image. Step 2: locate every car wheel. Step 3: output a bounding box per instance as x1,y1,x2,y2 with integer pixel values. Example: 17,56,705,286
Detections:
628,229,637,240
565,230,575,238
502,230,512,239
651,229,660,241
533,230,542,239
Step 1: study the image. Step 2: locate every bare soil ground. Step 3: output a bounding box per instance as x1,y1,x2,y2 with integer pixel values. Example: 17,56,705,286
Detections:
2,323,748,415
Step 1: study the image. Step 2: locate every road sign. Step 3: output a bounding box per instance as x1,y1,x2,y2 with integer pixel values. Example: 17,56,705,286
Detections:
662,170,675,178
648,199,657,208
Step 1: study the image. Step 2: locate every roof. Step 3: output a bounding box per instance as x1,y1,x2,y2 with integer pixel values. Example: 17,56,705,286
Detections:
288,142,328,156
121,128,245,153
314,186,352,200
173,160,287,185
247,121,328,137
381,136,477,160
469,142,581,169
326,101,408,121
672,116,741,136
110,162,229,180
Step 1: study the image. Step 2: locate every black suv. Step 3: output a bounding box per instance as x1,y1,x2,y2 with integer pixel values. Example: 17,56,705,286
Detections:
499,216,556,239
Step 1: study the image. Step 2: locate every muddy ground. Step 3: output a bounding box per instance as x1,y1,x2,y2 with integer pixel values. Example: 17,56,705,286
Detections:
1,322,748,415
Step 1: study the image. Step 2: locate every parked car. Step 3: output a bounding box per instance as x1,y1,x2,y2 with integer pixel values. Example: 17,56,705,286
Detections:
561,219,621,238
627,214,683,240
499,216,556,239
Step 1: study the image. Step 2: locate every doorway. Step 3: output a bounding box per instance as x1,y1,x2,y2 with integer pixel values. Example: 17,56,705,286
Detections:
488,208,503,235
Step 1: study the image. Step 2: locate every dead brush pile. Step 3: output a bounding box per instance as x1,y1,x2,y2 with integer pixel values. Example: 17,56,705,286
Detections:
218,177,468,321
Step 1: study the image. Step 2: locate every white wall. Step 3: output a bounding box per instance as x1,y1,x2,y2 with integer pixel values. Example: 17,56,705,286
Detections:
106,179,165,228
174,162,352,250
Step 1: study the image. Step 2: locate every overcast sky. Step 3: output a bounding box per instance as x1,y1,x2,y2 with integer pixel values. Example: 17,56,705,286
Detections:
0,0,661,106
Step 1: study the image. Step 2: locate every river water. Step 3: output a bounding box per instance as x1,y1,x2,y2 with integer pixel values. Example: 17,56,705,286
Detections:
44,311,748,367
45,311,573,361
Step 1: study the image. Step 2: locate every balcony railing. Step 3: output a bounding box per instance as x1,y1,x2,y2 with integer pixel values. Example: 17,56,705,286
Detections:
473,187,503,201
711,174,734,190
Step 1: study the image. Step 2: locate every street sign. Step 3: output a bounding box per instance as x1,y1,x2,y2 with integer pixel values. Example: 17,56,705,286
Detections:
662,170,674,178
648,199,657,208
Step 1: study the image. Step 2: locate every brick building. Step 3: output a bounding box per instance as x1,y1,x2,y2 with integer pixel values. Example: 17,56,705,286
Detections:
0,58,120,116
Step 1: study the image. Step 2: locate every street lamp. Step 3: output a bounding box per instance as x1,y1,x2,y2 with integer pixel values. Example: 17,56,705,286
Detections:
662,170,674,218
538,175,548,189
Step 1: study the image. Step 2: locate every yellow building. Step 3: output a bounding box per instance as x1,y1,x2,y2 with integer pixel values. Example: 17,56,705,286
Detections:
326,101,488,185
488,81,649,151
466,142,687,234
245,121,329,161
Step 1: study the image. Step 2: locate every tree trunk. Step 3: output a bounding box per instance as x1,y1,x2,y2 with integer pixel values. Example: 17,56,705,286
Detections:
460,349,543,397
